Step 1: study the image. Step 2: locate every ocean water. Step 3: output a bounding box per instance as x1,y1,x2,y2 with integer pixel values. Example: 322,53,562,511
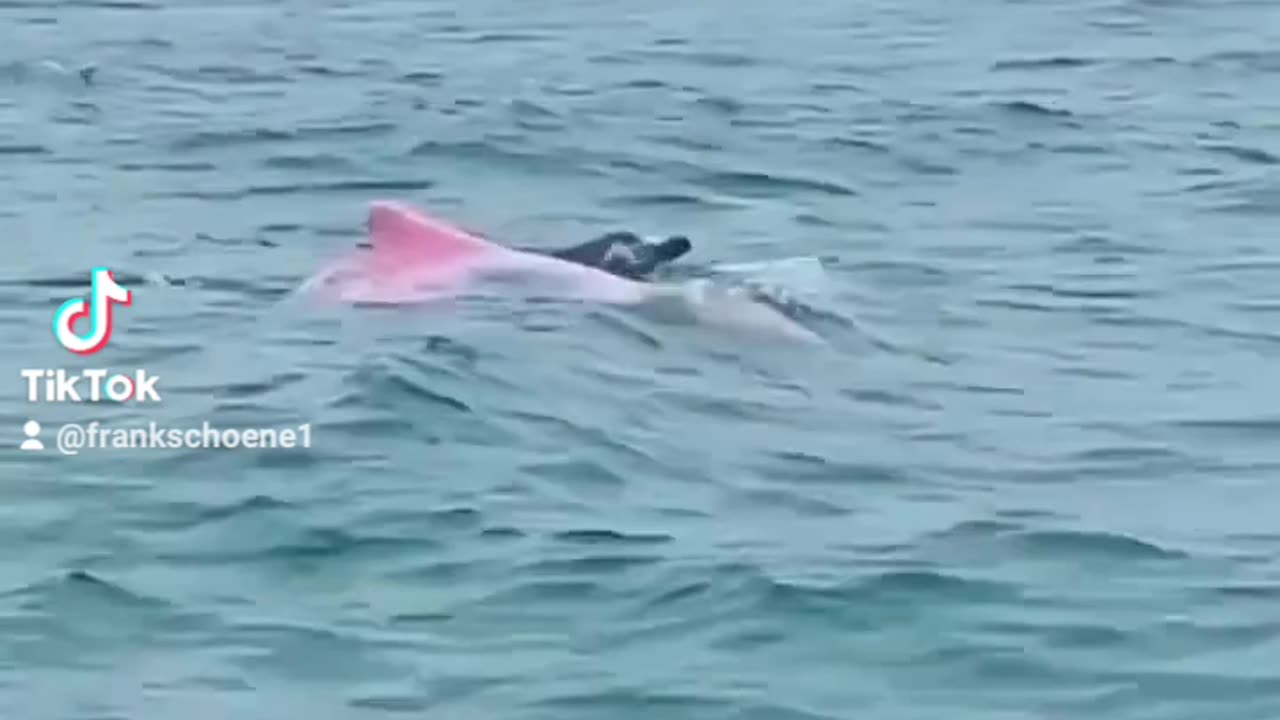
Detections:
3,0,1280,717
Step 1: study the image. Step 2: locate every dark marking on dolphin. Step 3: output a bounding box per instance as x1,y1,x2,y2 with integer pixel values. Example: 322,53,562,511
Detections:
544,231,692,279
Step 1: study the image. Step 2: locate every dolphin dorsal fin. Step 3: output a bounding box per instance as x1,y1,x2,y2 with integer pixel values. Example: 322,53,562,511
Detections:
367,200,491,264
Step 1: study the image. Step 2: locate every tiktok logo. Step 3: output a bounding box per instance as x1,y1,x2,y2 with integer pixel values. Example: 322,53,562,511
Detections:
52,268,132,355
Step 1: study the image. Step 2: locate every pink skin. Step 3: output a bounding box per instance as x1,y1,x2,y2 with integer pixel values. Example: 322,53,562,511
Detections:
299,201,825,344
300,201,651,305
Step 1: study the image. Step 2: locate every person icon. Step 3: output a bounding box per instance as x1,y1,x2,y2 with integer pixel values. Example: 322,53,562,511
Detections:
20,420,44,451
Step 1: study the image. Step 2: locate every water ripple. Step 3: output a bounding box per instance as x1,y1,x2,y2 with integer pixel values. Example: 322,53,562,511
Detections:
4,0,1280,717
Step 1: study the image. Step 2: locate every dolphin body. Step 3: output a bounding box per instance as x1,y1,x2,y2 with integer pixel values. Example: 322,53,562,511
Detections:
297,201,825,344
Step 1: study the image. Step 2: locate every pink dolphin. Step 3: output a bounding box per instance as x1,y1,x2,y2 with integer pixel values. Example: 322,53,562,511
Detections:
298,201,824,344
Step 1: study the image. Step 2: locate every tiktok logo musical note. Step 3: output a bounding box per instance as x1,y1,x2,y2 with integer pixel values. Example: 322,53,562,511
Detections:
52,268,132,356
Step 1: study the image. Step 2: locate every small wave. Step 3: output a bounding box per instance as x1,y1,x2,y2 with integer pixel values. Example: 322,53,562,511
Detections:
992,56,1099,71
994,100,1075,118
694,168,857,199
1015,529,1186,560
0,144,49,155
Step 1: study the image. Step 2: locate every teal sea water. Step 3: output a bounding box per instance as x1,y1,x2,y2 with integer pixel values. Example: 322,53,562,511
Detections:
3,0,1280,717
